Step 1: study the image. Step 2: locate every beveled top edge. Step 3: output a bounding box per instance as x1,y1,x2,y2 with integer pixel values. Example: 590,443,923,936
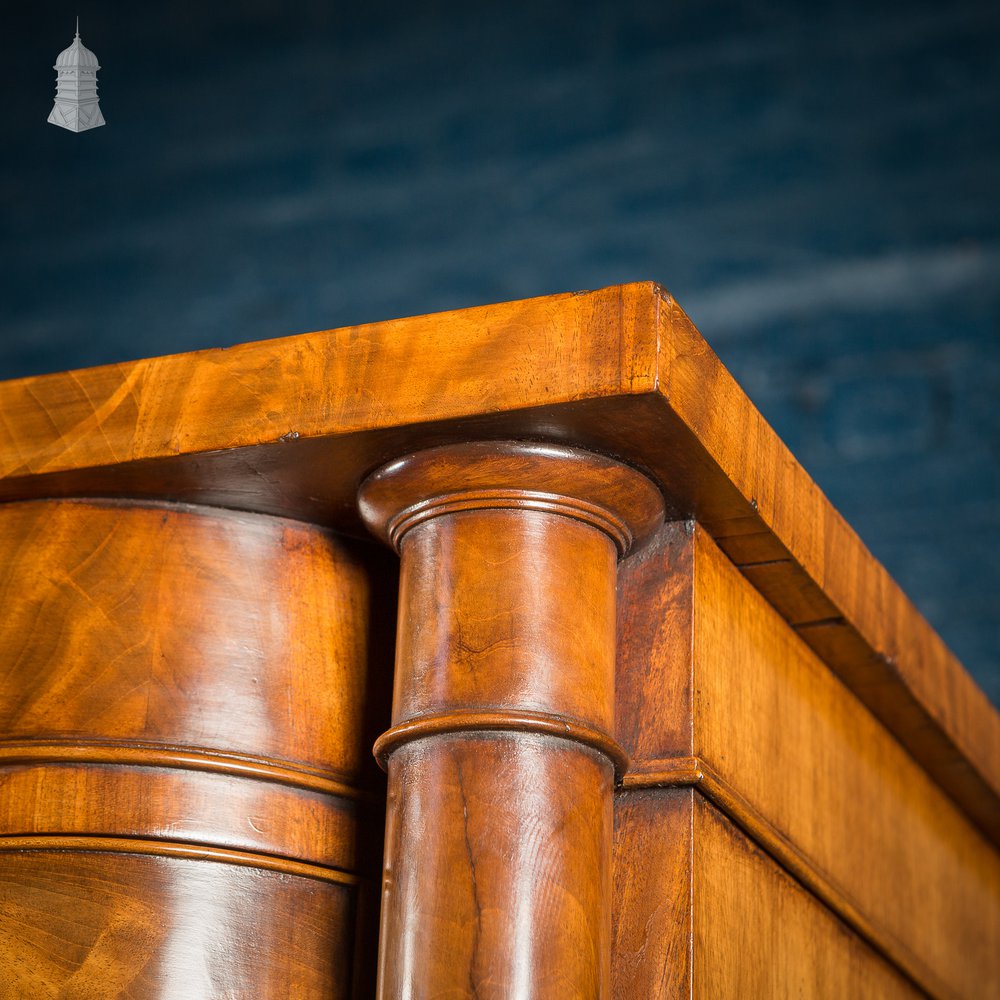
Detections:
0,280,996,842
0,281,659,482
358,440,665,556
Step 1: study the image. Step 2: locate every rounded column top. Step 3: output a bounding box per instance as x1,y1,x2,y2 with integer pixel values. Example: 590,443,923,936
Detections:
358,440,664,556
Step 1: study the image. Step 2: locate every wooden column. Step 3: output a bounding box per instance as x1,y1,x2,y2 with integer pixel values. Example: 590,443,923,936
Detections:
359,441,663,998
0,499,393,998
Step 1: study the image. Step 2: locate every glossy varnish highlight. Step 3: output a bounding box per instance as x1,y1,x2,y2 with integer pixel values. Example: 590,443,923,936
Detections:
1,285,998,996
0,498,394,997
361,441,664,998
1,283,993,844
0,851,355,999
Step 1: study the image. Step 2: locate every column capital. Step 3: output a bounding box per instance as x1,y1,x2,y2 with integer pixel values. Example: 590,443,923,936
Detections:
359,440,664,556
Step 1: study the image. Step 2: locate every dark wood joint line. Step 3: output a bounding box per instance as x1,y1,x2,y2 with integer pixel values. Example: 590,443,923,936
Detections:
623,756,954,1000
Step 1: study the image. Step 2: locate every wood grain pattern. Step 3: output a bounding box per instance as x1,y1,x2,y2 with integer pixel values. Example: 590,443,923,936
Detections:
0,283,992,843
618,520,1000,998
621,759,954,998
0,763,360,870
692,794,923,999
616,520,695,764
612,788,925,999
381,734,613,998
0,283,1000,842
0,498,392,997
658,295,1000,840
0,851,356,999
0,742,376,800
360,442,663,999
0,499,395,783
612,787,693,999
0,285,658,484
693,527,1000,999
2,284,998,996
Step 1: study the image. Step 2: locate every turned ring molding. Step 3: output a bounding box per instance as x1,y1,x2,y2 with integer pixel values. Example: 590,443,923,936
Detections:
358,439,665,556
372,708,631,777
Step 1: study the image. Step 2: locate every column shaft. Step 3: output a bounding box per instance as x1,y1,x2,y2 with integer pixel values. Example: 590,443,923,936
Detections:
360,442,663,999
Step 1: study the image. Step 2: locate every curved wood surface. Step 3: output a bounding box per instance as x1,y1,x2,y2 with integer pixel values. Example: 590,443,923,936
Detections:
361,442,663,997
373,709,630,777
0,837,361,885
0,741,376,800
0,499,395,783
0,850,356,998
0,285,997,996
0,282,993,843
0,762,360,869
0,499,392,997
381,734,613,997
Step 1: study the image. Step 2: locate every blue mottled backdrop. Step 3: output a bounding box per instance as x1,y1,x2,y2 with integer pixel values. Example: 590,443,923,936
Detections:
2,1,998,702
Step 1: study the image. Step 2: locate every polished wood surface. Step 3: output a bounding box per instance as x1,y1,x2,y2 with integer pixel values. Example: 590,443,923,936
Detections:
617,521,1000,997
613,789,923,999
0,283,994,843
361,442,663,998
0,852,355,999
1,285,997,996
0,499,394,780
692,796,921,1000
692,793,922,999
0,499,393,998
662,295,999,843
